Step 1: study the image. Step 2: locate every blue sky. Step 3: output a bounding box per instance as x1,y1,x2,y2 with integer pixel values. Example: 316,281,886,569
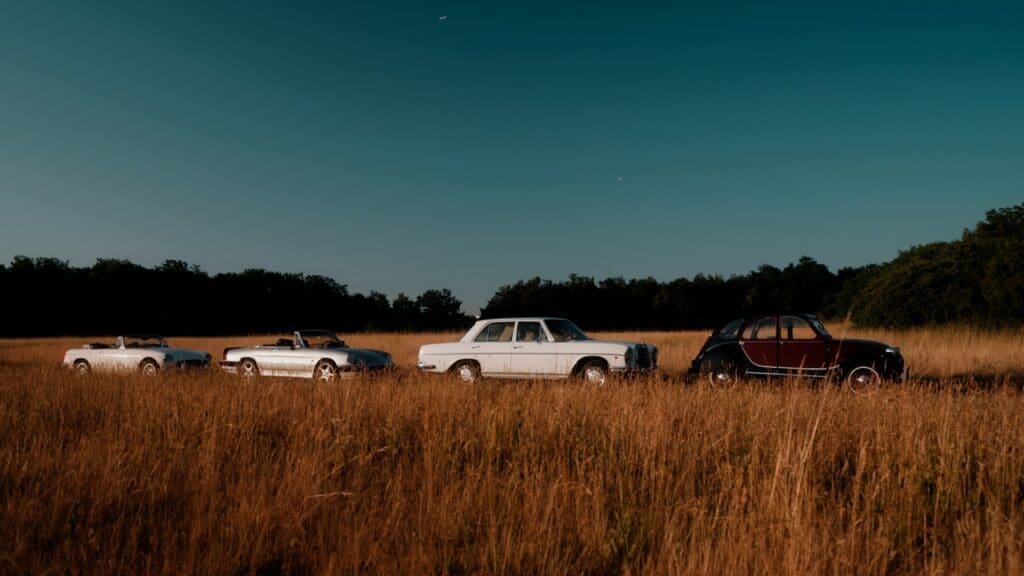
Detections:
1,1,1021,312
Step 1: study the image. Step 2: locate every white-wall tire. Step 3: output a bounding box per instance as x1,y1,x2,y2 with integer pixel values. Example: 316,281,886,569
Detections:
846,366,880,392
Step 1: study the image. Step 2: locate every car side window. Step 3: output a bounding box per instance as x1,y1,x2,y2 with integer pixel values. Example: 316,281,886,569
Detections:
516,322,543,342
474,322,515,342
717,319,744,340
742,317,777,340
780,316,817,340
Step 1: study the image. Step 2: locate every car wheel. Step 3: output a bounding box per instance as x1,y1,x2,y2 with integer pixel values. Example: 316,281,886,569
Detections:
702,358,736,388
140,359,159,377
580,360,608,386
73,360,90,376
846,365,880,392
315,360,337,381
239,358,259,378
452,361,480,383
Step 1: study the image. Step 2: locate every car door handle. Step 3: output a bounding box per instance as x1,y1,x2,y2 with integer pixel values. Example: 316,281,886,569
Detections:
513,345,523,349
471,345,481,349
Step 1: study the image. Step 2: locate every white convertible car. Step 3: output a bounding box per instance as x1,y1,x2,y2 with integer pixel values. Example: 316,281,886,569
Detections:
220,329,394,380
417,317,657,384
62,335,212,376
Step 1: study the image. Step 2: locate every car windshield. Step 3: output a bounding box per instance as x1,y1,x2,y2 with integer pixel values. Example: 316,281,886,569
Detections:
715,319,744,340
810,319,831,338
546,319,589,342
123,336,168,348
302,332,347,348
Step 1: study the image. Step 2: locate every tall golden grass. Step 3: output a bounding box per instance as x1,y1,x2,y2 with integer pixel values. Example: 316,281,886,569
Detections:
2,328,1024,574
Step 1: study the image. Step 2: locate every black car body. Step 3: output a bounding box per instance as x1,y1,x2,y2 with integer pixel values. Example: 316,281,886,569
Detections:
689,314,905,386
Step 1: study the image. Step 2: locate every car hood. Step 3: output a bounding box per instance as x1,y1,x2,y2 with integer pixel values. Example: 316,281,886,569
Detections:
588,339,652,348
344,348,393,366
832,338,898,354
158,347,211,361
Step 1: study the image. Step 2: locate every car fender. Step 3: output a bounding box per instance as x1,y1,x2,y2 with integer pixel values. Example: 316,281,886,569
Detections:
697,344,747,374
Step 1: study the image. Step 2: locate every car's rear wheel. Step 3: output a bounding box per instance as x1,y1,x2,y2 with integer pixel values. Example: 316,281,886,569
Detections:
73,360,90,376
239,358,259,378
846,365,880,393
315,360,337,381
140,359,159,377
452,361,480,383
579,360,608,386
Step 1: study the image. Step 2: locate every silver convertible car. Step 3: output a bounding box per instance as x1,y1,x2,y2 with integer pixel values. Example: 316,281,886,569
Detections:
62,335,211,376
220,329,394,380
417,317,657,384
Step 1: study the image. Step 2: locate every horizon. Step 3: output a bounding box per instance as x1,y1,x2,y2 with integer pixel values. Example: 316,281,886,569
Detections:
2,2,1021,313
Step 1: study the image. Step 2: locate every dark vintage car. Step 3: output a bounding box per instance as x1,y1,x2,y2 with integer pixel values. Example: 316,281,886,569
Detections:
689,314,905,388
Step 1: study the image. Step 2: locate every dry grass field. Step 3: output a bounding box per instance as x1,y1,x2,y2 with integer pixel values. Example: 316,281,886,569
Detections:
3,327,1024,574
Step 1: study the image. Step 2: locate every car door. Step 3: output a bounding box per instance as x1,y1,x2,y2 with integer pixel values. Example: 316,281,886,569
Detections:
107,338,139,371
94,347,125,371
470,321,516,376
284,347,318,377
508,321,554,376
777,315,828,376
739,316,778,374
257,340,300,376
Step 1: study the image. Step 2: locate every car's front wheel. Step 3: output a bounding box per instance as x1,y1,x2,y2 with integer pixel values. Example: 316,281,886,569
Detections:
315,360,337,381
139,359,159,377
452,360,481,384
579,360,609,386
702,358,737,388
73,360,90,376
845,365,880,392
239,358,259,378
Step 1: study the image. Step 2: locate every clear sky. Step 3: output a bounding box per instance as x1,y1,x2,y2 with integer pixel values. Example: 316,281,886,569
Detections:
1,1,1021,313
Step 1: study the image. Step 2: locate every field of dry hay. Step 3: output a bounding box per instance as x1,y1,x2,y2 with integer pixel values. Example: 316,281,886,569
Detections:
2,327,1024,574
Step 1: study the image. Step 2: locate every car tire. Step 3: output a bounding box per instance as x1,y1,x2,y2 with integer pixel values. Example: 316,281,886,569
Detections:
73,360,90,376
579,360,608,386
845,365,880,393
139,359,159,377
315,360,337,381
239,358,259,378
702,358,737,388
452,360,481,384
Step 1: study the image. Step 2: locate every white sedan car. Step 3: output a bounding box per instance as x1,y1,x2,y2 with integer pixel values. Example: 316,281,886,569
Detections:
63,335,212,376
417,317,657,384
220,329,394,380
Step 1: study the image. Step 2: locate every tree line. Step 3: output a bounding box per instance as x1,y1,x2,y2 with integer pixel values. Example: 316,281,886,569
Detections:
2,203,1021,336
0,260,470,336
483,204,1024,330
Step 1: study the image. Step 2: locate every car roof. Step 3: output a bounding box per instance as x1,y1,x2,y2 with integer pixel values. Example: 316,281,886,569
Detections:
476,317,568,323
713,313,820,330
728,313,818,322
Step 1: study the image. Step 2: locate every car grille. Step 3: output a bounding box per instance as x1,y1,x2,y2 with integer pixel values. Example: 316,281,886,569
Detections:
635,345,655,369
176,360,210,369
